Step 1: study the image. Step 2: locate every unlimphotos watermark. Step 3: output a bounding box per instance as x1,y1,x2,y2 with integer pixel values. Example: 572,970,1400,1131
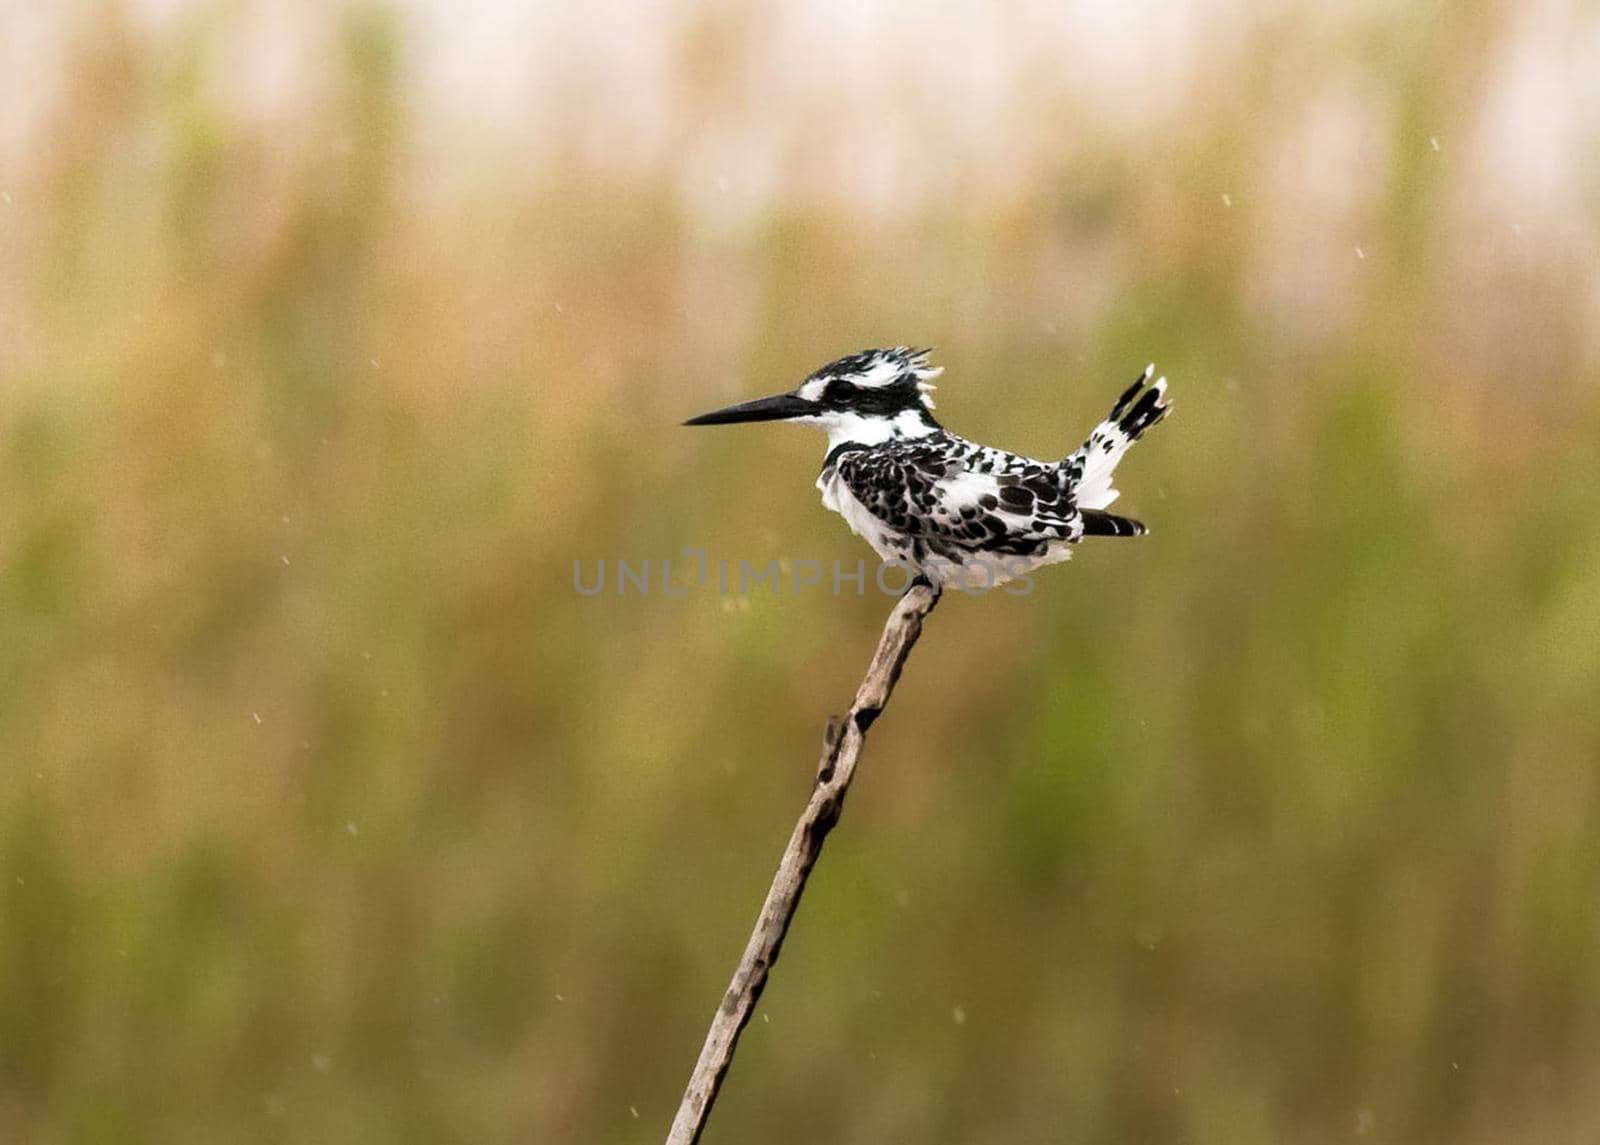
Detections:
573,547,1035,597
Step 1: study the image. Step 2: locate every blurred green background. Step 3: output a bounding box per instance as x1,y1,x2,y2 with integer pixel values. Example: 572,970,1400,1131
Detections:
3,2,1600,1142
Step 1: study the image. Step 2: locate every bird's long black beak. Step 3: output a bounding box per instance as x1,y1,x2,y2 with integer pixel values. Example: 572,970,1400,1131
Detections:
683,392,815,426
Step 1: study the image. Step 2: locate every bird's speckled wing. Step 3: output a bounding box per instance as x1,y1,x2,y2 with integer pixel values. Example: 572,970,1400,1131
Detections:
831,434,1084,561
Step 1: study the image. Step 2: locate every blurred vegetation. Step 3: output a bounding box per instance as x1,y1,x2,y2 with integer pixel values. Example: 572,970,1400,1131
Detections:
2,2,1599,1143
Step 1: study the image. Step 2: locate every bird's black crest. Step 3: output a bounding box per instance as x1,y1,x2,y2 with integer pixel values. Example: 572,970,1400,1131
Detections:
806,347,942,420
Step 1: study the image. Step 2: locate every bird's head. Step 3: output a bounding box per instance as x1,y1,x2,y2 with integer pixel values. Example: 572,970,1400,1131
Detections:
685,347,943,446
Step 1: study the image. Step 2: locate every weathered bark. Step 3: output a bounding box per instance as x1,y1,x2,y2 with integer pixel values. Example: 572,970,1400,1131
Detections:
665,582,941,1145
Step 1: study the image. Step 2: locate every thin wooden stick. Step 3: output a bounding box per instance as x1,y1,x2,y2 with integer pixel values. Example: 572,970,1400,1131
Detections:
665,581,942,1145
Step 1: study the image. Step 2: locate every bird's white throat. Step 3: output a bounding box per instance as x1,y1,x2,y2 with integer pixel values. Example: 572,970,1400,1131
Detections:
815,408,938,451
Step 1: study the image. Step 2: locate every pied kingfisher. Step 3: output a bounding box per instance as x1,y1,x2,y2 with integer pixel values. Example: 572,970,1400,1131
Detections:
685,348,1171,589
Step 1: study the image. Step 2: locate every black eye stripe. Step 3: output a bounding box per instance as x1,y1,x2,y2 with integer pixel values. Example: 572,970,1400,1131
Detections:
822,375,921,414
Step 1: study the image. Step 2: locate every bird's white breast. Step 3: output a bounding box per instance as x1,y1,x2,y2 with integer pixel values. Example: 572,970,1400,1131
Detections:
816,468,905,564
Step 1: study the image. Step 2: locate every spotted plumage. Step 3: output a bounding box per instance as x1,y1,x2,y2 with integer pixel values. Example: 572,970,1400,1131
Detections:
686,348,1171,589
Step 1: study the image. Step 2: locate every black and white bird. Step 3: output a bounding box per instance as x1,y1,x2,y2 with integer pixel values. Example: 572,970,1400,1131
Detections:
685,348,1171,589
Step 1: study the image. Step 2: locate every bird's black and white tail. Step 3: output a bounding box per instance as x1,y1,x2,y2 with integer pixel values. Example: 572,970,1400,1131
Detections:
1068,364,1170,519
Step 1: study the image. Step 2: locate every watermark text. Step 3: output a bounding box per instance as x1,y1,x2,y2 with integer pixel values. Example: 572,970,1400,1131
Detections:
572,547,1035,597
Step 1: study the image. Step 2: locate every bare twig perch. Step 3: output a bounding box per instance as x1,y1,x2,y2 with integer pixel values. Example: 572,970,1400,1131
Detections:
666,581,942,1145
